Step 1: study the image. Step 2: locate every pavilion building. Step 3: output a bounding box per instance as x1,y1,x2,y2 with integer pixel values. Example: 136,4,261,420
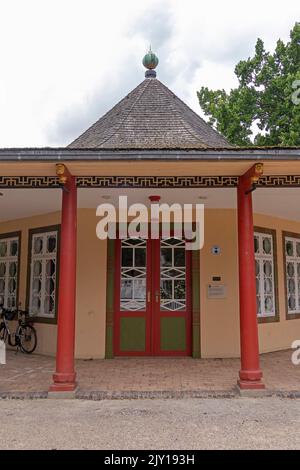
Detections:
0,51,300,392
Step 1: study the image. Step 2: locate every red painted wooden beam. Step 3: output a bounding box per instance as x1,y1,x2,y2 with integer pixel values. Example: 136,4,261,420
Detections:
237,163,265,390
50,164,77,392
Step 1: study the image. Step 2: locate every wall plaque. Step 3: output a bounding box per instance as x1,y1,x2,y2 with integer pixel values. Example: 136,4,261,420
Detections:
207,284,227,299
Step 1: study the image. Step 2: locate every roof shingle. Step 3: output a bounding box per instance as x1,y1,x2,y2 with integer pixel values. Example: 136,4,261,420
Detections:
68,76,231,149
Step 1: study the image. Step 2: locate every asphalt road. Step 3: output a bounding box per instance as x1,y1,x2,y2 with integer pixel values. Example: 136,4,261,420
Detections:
0,398,299,450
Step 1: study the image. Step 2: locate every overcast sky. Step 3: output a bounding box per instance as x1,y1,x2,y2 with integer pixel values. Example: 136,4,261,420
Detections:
0,0,299,147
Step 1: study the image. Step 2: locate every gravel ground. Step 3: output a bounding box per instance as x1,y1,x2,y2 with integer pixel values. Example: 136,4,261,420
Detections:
0,398,299,450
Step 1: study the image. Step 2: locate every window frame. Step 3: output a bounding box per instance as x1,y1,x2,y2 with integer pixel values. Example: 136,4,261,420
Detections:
0,231,21,311
283,231,300,321
26,225,60,324
254,226,279,324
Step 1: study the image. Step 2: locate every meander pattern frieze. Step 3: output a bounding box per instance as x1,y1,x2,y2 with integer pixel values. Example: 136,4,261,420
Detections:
1,175,300,188
0,176,60,188
76,175,239,188
257,175,300,187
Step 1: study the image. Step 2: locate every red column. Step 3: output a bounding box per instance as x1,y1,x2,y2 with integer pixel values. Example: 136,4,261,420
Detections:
50,170,77,392
237,166,265,390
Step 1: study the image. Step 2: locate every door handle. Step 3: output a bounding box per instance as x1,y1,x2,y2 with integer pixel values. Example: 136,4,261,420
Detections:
155,291,159,303
147,291,151,303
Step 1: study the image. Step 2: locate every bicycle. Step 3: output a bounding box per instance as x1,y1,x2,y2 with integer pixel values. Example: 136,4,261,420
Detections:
0,300,37,354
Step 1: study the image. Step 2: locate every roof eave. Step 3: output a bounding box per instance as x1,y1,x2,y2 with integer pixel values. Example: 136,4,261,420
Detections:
0,147,300,162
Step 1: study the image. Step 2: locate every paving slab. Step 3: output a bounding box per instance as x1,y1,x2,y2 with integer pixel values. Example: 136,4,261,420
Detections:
0,349,299,397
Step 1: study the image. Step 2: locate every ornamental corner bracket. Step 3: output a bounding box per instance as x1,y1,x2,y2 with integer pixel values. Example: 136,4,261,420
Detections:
55,163,74,192
241,163,264,194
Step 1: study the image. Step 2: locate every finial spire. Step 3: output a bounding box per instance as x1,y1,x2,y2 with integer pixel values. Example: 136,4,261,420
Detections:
142,47,159,78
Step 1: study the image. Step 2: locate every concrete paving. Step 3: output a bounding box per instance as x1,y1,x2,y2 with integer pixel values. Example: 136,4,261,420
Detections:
0,397,299,450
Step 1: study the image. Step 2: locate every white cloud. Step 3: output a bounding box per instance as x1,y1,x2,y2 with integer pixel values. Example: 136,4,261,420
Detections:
0,0,299,146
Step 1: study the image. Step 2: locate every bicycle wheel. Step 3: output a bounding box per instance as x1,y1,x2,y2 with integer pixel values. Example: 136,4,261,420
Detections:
19,325,37,354
0,323,8,344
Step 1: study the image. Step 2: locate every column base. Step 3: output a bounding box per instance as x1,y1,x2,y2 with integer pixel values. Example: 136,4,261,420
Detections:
238,368,265,390
239,368,263,382
49,382,77,392
237,379,265,390
49,371,77,392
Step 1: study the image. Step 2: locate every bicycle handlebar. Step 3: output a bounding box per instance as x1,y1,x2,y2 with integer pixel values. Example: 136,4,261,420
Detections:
0,307,33,321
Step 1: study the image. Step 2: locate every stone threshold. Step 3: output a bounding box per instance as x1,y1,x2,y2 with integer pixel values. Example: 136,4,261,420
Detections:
0,391,48,399
0,389,300,400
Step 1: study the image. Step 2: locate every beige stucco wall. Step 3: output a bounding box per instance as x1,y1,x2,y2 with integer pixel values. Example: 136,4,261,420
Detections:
75,209,107,359
0,209,107,359
255,213,300,354
0,212,60,356
200,209,300,358
1,208,300,359
200,209,240,358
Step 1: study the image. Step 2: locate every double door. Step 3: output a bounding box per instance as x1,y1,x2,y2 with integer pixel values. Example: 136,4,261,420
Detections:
114,237,191,356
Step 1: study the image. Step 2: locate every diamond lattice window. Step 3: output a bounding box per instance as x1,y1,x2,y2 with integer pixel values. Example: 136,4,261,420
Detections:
29,230,58,318
0,236,19,310
285,236,300,315
160,238,186,311
120,239,147,311
254,231,276,318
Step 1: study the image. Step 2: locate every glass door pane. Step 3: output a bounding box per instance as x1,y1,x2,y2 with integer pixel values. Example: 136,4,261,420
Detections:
120,239,147,311
160,238,186,311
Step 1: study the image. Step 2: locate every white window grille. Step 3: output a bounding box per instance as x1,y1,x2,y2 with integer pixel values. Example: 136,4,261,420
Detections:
285,236,300,315
254,231,276,318
29,230,58,318
160,238,186,312
120,239,147,311
0,236,19,311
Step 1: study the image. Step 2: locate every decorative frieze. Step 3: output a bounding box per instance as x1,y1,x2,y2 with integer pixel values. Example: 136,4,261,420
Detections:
76,175,239,188
0,176,60,188
1,174,300,189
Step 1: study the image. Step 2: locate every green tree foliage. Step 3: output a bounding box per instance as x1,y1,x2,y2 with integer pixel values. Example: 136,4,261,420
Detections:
197,23,300,146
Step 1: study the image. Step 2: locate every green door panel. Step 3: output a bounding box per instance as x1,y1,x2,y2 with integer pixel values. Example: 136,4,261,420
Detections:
120,317,146,352
160,317,186,351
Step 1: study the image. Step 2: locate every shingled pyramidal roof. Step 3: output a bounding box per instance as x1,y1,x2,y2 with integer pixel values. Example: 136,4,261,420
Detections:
68,51,230,150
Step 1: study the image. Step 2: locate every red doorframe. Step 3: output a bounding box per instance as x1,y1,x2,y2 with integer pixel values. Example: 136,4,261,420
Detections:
113,238,152,356
113,236,192,356
152,238,192,356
